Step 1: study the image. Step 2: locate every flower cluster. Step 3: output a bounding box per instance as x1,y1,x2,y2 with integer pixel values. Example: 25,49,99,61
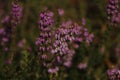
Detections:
35,10,54,52
52,21,83,68
36,10,94,74
10,1,23,24
83,28,94,45
107,67,120,80
35,10,56,73
0,1,23,52
2,1,23,25
53,21,94,68
107,0,120,25
0,27,11,52
39,10,54,28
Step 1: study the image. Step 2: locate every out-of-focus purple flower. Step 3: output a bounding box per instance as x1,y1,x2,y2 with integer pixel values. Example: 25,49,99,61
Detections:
0,28,4,34
10,1,23,24
110,13,120,25
107,67,120,80
73,43,79,49
83,28,94,45
17,39,25,48
77,63,87,70
58,9,64,16
48,66,59,74
82,18,86,26
0,26,12,52
1,1,23,25
63,61,72,68
4,47,9,52
2,37,9,43
62,50,75,68
107,0,120,25
86,33,94,45
1,15,10,24
107,0,119,18
41,54,47,60
0,1,23,52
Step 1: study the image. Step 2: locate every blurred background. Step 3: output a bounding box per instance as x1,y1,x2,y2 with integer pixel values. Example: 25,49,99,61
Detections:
0,0,120,80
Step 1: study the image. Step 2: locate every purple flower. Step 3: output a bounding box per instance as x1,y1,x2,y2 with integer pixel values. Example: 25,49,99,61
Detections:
0,1,23,52
4,47,9,52
0,28,4,34
50,20,93,69
10,1,23,24
35,10,56,73
1,1,23,25
17,39,25,48
77,63,87,70
41,54,47,60
110,13,120,25
35,11,94,74
82,18,86,26
2,37,9,42
48,66,59,74
73,43,79,49
39,10,54,28
63,61,72,68
82,28,94,45
107,0,120,25
107,0,119,18
107,67,120,80
36,10,54,52
0,26,12,52
58,9,64,16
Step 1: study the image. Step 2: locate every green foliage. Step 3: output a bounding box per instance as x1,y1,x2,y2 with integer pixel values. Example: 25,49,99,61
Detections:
0,0,119,80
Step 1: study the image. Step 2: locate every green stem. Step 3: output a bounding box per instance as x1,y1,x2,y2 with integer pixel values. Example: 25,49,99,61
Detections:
10,25,17,62
21,0,30,38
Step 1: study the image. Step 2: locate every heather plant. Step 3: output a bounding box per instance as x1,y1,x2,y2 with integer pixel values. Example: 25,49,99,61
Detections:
106,0,120,80
0,0,23,63
35,9,94,79
107,67,120,80
0,0,120,80
107,0,120,26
